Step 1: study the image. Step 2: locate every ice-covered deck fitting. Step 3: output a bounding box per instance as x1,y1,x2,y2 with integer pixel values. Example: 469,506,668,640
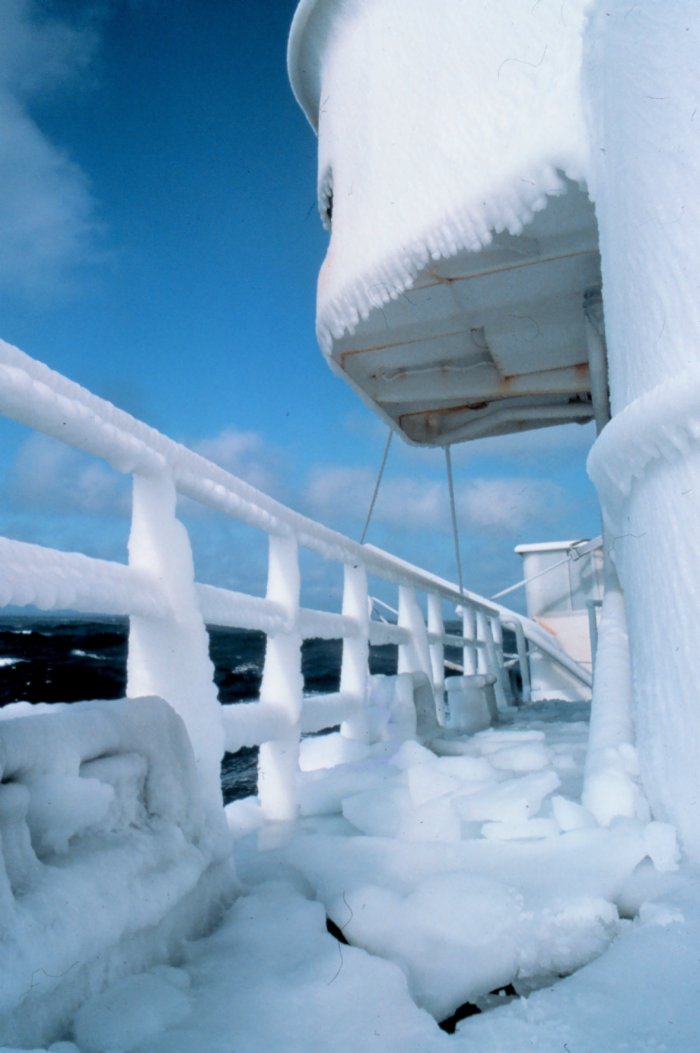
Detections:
289,0,600,444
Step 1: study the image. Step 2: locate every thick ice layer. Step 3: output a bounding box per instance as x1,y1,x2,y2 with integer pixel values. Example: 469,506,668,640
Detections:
584,1,700,863
0,698,234,1049
289,0,590,351
10,698,699,1051
271,708,672,1022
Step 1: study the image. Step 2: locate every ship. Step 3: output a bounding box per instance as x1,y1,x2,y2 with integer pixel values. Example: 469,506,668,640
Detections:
0,1,699,1050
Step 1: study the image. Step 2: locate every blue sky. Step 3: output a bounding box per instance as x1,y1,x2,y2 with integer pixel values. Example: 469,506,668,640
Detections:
0,0,601,608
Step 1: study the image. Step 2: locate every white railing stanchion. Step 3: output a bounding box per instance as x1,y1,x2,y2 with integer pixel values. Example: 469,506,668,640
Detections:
257,534,303,821
126,470,224,804
462,605,477,674
475,609,489,675
503,618,531,703
397,586,432,683
488,615,510,709
490,616,512,704
427,592,446,723
339,563,370,742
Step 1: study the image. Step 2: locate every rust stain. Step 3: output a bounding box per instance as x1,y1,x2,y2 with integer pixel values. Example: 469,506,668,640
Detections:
338,328,466,367
414,249,598,291
534,617,559,637
398,401,493,430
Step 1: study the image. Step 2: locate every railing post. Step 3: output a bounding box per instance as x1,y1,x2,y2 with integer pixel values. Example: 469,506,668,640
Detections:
503,619,531,703
462,605,477,674
339,562,370,742
427,592,447,723
126,470,224,805
257,533,303,821
490,616,513,704
475,609,489,675
398,585,433,684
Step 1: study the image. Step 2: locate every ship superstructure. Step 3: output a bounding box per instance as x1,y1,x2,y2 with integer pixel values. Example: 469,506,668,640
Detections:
1,2,699,1049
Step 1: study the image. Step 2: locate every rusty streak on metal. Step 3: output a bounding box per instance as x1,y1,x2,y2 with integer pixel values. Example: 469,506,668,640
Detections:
338,328,467,367
413,249,598,291
396,380,591,430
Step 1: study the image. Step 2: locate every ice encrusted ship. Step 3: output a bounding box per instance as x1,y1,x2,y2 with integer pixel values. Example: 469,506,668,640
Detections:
1,2,700,1050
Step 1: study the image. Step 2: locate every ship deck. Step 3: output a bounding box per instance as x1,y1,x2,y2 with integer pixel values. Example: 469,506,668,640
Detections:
65,699,699,1053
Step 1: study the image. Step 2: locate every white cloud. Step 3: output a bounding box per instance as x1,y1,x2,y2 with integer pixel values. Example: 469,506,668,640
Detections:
305,464,562,536
451,421,597,469
192,427,285,497
0,0,101,296
458,477,563,532
7,433,130,518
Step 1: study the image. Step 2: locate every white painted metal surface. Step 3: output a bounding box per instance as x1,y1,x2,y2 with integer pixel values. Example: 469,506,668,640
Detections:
327,188,601,445
514,538,604,700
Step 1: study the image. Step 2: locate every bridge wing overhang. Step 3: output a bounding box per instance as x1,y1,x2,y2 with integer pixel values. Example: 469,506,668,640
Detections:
289,0,602,445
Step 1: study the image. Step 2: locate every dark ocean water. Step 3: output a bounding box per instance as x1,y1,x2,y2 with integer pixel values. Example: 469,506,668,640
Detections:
0,618,400,803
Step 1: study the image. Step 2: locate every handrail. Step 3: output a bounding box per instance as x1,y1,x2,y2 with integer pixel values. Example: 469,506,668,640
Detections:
0,338,504,598
0,338,592,820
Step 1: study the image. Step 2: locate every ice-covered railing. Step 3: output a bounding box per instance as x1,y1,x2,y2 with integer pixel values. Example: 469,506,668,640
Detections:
0,338,587,822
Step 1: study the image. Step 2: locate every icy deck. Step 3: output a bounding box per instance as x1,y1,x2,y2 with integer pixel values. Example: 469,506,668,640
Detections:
32,701,700,1053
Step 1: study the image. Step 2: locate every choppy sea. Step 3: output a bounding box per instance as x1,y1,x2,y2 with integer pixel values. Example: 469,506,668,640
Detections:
0,617,400,804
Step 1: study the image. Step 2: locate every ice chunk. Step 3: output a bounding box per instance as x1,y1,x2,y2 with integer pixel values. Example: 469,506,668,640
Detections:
299,730,371,771
341,783,410,838
300,762,391,817
389,740,437,770
336,875,522,1020
342,783,460,842
434,755,495,784
487,742,551,773
482,817,560,841
516,895,620,981
407,764,460,807
454,770,560,824
472,730,545,755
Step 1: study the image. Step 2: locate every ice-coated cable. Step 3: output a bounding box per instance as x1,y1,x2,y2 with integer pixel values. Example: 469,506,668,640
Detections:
360,429,393,544
444,444,465,600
